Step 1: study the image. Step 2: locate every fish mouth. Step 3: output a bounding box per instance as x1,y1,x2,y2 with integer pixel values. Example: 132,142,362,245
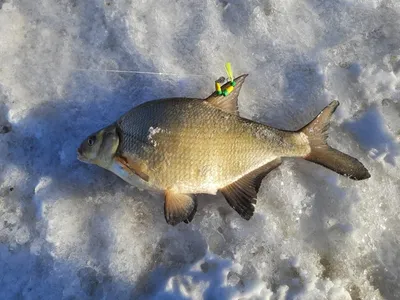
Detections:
77,148,89,163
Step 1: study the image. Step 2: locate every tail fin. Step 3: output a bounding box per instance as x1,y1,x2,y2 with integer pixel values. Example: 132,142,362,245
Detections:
300,101,370,180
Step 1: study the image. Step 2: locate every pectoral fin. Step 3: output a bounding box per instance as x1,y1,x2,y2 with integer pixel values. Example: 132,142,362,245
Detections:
219,158,281,220
206,74,248,115
164,190,197,225
115,155,149,182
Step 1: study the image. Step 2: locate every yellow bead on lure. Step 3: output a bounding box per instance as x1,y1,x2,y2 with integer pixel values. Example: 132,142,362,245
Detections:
77,74,370,225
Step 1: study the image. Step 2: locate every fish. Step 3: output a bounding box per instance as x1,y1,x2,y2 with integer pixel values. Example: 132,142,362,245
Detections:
77,74,370,225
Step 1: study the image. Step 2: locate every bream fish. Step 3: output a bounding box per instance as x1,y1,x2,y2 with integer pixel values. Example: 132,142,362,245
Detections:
77,75,370,225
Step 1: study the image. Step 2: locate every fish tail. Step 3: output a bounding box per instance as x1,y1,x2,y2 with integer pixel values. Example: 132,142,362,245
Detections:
300,100,370,180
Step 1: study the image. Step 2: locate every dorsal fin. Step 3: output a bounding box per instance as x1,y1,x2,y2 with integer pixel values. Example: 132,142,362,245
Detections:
205,74,248,115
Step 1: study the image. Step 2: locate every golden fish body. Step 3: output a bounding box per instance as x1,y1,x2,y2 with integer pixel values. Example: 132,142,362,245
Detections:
115,98,309,194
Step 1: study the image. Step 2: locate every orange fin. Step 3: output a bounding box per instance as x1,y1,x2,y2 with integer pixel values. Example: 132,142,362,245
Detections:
206,74,248,115
219,158,281,220
164,190,197,226
115,156,149,182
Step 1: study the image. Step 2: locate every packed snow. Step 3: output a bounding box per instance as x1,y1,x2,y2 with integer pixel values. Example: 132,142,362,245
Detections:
0,0,399,299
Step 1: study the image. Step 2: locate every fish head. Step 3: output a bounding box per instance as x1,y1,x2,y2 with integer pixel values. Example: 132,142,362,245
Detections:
77,125,119,168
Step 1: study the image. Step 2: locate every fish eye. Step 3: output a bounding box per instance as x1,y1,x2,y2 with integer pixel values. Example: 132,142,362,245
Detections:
87,136,96,146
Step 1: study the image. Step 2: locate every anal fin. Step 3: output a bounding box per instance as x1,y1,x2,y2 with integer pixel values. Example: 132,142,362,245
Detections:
219,158,281,220
164,190,197,226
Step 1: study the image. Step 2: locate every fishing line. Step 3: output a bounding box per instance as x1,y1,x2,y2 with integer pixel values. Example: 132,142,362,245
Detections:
71,68,210,78
73,62,238,96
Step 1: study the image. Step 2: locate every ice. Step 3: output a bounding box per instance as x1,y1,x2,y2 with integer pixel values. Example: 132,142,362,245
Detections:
0,0,400,299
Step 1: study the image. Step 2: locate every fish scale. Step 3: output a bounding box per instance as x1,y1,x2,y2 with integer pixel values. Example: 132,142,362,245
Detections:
116,98,307,194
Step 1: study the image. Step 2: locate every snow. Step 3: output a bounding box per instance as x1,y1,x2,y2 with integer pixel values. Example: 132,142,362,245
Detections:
0,0,399,299
147,126,162,146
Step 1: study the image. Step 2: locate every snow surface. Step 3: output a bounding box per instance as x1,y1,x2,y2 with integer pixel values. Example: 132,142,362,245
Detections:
0,0,399,299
